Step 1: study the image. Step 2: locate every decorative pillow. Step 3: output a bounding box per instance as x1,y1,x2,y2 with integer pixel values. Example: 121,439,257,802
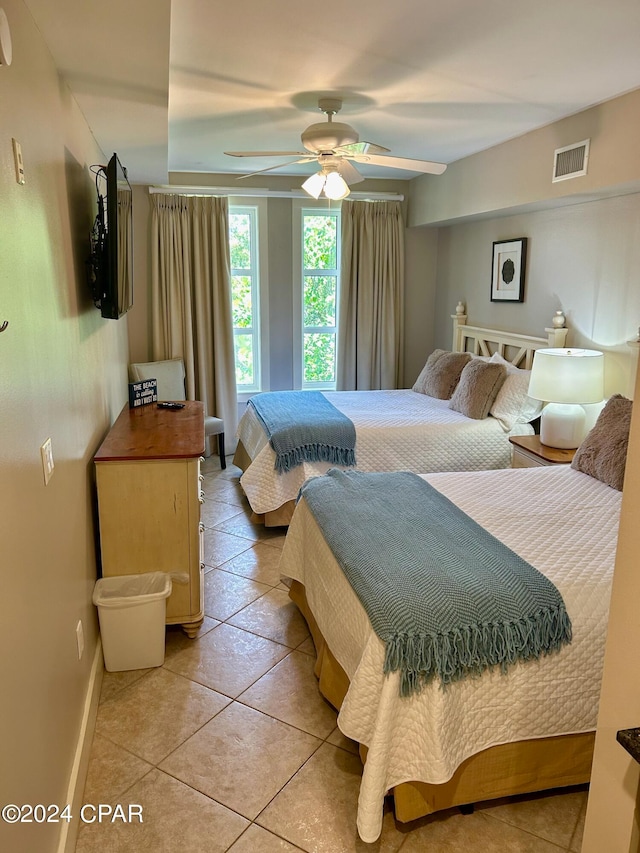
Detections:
412,349,445,393
412,349,472,399
449,360,507,419
489,352,544,430
571,394,632,491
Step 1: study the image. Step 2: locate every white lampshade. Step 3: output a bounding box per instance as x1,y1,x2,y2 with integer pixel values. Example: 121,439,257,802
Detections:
528,348,604,449
323,171,350,200
528,348,604,403
301,171,325,199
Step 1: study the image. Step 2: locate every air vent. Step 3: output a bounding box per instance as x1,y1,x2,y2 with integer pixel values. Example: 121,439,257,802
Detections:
552,139,590,183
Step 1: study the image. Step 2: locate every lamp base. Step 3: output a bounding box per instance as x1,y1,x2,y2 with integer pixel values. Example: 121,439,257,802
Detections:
539,403,586,449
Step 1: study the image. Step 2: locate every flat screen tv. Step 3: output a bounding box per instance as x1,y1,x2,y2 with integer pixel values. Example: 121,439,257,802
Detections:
87,153,134,319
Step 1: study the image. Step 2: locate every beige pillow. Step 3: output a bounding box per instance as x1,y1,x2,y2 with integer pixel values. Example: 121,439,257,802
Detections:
571,394,632,491
413,349,446,393
449,360,507,419
413,350,472,399
489,352,544,430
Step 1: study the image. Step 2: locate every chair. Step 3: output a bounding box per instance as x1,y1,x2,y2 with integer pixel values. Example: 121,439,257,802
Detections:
129,358,226,468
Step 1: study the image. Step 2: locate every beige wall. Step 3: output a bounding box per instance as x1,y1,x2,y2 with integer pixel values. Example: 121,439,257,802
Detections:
0,2,130,851
409,87,640,228
407,88,640,398
429,194,640,397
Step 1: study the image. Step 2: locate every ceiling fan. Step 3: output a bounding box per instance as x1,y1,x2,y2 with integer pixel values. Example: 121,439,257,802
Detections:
225,98,447,199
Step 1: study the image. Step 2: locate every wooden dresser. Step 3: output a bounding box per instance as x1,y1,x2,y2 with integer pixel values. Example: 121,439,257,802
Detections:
94,401,205,637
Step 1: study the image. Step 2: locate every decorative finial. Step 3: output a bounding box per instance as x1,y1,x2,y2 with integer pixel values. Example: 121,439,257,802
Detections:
456,301,466,316
552,310,566,329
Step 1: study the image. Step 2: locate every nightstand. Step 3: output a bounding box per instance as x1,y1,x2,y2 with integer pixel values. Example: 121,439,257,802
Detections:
508,434,576,468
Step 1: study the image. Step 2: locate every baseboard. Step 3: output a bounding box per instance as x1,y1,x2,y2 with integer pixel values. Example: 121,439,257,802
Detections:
56,639,104,853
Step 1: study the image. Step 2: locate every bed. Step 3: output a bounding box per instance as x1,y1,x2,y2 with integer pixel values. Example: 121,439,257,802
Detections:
279,449,625,841
234,313,569,525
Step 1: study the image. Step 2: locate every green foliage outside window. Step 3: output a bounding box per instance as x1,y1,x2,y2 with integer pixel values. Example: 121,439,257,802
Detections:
234,333,254,386
232,275,252,328
229,213,251,269
230,211,256,388
303,216,337,269
304,334,335,383
303,213,339,386
304,276,336,326
229,209,339,390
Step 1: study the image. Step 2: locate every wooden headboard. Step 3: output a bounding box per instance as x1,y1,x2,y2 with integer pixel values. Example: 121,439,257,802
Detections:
452,312,568,369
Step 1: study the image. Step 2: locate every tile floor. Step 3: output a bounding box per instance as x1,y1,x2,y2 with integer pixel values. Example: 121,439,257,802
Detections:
75,457,588,852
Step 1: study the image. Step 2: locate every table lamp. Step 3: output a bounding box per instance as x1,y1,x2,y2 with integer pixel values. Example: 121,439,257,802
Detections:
528,348,604,449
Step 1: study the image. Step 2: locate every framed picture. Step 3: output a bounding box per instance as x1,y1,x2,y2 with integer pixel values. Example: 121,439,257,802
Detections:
490,238,527,302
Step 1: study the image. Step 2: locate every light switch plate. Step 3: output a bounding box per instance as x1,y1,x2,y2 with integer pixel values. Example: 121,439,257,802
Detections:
76,620,84,660
12,138,24,184
40,437,54,485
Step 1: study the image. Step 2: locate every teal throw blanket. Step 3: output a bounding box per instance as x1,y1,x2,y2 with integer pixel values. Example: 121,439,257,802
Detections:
301,469,572,695
249,391,356,474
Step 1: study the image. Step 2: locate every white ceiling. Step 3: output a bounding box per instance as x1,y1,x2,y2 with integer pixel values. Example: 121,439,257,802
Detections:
24,0,640,185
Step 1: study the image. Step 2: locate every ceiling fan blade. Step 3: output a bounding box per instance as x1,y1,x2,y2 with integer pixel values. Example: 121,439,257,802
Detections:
236,158,315,179
351,153,447,175
225,150,308,158
335,141,391,156
338,158,364,185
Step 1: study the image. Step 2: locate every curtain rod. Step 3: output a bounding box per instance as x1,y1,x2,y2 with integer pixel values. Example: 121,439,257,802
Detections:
148,185,404,201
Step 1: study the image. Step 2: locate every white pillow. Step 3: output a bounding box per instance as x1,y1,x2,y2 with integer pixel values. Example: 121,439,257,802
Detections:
489,352,544,430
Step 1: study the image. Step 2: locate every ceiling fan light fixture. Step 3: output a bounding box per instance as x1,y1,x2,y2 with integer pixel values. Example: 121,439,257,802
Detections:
301,121,359,153
301,171,326,199
323,170,350,200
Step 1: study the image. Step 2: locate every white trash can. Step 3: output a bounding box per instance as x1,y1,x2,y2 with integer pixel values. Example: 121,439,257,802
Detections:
93,572,172,672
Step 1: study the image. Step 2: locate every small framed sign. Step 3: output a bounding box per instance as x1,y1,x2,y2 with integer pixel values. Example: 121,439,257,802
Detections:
491,238,527,302
128,379,158,408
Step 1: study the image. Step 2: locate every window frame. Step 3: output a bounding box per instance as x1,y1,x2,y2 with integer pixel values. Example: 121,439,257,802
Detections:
229,199,269,400
292,200,341,390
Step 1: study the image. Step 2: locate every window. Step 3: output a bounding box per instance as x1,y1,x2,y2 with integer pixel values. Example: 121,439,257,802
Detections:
298,207,340,389
229,204,266,394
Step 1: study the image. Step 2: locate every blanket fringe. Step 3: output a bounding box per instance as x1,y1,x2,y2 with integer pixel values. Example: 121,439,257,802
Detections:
275,444,356,473
383,606,572,695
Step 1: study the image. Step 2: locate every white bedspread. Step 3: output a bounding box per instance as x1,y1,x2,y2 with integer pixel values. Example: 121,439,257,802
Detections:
278,465,621,842
238,389,532,515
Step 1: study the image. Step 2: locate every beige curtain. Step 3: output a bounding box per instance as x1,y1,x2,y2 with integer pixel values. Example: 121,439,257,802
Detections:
117,189,132,313
150,194,237,438
337,200,405,390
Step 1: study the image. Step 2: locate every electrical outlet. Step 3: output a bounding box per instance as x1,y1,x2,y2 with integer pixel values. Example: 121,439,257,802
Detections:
76,620,84,661
40,437,54,485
